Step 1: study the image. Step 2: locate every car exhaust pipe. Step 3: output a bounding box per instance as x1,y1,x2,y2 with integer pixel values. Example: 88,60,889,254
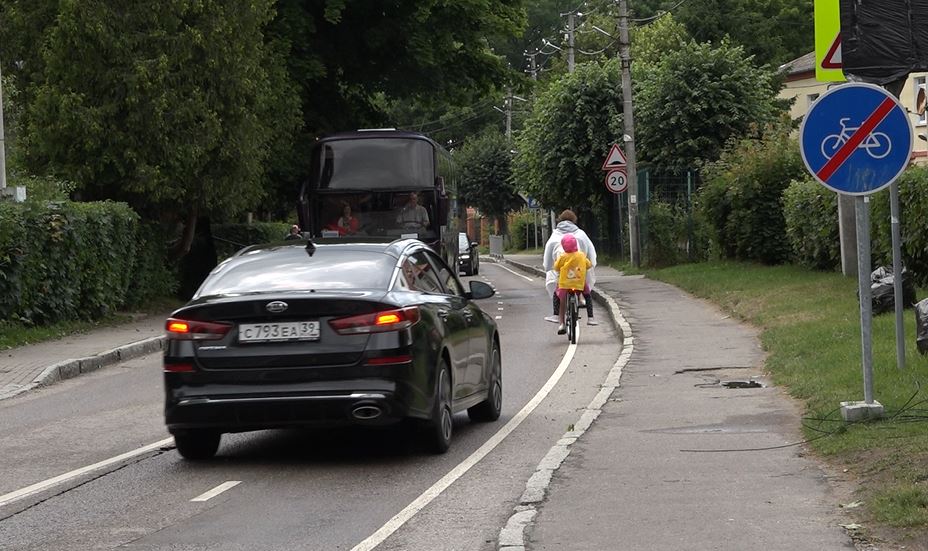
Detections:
351,405,383,420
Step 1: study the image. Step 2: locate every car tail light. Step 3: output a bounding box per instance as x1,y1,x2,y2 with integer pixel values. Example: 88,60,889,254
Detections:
329,306,420,335
165,318,232,340
364,354,413,366
163,362,195,372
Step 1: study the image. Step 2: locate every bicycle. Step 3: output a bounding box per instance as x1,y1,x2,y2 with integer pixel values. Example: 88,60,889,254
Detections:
564,289,581,344
820,117,892,160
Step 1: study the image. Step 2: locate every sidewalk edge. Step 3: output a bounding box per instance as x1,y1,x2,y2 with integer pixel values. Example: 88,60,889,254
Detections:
498,258,634,550
0,335,166,402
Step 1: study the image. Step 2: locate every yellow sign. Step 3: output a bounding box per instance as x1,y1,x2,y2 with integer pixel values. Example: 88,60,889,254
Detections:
815,0,845,82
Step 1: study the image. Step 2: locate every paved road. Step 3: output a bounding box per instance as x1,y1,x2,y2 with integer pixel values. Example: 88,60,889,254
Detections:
0,262,621,551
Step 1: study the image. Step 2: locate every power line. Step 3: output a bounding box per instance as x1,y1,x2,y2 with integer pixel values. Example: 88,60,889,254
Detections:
631,0,690,23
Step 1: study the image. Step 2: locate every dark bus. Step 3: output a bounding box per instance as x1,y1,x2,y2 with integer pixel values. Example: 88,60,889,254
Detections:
298,130,461,267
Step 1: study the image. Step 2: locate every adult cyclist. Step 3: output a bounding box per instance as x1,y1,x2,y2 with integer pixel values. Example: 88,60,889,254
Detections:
543,209,598,326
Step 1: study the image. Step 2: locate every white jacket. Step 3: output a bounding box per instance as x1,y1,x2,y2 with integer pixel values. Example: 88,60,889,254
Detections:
543,221,597,296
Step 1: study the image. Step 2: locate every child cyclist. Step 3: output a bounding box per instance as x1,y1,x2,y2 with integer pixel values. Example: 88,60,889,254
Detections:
553,234,592,335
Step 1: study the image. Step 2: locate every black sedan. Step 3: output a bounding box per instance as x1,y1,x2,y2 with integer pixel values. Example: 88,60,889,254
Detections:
163,239,501,459
458,232,479,276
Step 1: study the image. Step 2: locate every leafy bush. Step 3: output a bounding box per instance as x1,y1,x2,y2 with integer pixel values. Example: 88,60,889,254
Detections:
871,165,928,286
697,123,805,264
212,222,291,260
783,177,840,270
643,201,684,267
126,224,178,307
0,200,159,324
507,210,542,251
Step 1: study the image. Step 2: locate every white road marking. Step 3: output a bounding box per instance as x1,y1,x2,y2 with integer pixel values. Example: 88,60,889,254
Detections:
497,307,504,311
191,481,242,502
495,316,503,320
491,263,534,282
0,437,174,509
351,326,579,551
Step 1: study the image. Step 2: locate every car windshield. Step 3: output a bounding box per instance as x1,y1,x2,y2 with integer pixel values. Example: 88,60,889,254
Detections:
458,234,469,249
312,138,434,190
194,247,395,298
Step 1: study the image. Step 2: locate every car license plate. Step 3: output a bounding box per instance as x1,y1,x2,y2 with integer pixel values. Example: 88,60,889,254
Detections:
238,321,320,343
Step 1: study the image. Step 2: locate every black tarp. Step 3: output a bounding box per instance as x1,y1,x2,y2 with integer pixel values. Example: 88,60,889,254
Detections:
839,0,928,85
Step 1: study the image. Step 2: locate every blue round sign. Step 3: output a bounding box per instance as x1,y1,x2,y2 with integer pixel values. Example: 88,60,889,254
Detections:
800,83,913,195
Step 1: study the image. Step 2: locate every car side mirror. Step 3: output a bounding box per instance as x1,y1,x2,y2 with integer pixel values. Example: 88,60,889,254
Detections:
470,241,478,248
467,280,495,300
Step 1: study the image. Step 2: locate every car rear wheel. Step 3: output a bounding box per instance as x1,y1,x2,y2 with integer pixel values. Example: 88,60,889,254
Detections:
425,360,453,454
174,430,221,460
468,342,501,422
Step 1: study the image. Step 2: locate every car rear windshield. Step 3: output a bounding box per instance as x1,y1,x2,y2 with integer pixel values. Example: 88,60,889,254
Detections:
195,248,396,298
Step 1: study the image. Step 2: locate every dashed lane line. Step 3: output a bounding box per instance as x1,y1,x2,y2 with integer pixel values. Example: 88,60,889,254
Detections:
191,481,242,502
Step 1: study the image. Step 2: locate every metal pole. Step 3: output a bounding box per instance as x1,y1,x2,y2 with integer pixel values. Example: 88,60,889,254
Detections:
0,62,8,191
855,196,875,404
882,85,906,370
890,183,906,370
618,0,640,267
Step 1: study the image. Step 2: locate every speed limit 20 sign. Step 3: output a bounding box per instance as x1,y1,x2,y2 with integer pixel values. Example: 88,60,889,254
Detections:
604,168,628,194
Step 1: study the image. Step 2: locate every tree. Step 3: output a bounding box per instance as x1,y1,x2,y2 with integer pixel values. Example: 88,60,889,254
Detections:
630,0,813,67
635,39,783,173
455,131,522,233
23,0,300,256
512,59,623,228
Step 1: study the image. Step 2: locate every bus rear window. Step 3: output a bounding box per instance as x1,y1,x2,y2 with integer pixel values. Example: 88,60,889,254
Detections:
312,138,434,190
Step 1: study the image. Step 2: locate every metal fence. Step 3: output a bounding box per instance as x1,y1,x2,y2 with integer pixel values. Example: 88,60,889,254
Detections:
638,169,699,263
588,169,699,263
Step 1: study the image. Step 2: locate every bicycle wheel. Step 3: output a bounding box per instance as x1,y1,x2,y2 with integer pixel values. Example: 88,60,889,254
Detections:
866,132,892,159
820,134,843,160
568,294,578,344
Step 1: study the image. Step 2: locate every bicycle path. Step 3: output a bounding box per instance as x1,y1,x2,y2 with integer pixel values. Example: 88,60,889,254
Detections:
500,254,856,550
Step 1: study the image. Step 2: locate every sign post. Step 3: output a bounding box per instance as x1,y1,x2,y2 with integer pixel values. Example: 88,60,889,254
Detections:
800,82,913,421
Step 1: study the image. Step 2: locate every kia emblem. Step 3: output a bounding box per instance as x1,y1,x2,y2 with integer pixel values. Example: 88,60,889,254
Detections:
266,301,288,313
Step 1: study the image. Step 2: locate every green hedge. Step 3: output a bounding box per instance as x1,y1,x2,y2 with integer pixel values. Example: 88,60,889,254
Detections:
0,200,175,324
508,210,542,251
871,165,928,286
782,177,840,271
212,222,290,260
643,201,684,267
697,126,805,264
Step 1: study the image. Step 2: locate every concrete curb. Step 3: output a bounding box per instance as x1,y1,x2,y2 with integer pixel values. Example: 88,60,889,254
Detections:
497,258,634,550
0,335,166,402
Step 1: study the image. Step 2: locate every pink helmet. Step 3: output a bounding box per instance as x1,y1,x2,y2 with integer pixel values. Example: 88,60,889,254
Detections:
561,233,578,253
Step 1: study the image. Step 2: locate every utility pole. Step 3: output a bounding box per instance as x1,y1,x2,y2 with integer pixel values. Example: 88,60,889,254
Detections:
618,0,641,267
567,12,576,73
505,86,512,140
526,51,538,80
0,61,7,191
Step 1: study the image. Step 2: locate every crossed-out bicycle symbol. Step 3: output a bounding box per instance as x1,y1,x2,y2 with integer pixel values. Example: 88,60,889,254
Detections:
820,117,892,160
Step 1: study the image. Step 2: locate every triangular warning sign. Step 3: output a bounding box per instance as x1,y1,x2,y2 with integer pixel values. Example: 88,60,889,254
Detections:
601,143,627,170
822,33,842,69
